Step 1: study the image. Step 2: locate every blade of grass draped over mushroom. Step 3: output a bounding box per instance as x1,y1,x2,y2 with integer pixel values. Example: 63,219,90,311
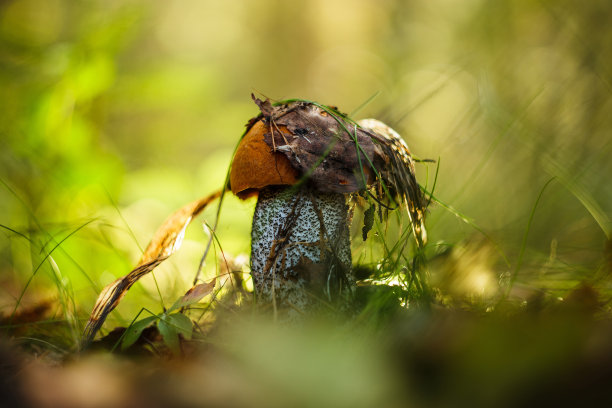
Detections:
82,190,222,347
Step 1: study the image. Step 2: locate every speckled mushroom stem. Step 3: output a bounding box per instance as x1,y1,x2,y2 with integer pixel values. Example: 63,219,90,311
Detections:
250,186,354,319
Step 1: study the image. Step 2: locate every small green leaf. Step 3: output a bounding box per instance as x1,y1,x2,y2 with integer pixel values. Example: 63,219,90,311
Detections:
158,316,180,354
158,313,193,354
121,315,158,350
167,313,193,340
362,204,375,241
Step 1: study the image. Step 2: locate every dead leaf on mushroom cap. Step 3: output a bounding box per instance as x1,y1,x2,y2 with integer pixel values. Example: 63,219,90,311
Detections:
82,190,222,348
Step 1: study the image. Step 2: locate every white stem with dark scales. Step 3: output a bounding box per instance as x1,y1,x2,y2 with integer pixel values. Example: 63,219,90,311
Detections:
250,186,354,319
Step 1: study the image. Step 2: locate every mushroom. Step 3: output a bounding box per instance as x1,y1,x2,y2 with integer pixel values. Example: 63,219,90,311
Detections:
229,96,426,319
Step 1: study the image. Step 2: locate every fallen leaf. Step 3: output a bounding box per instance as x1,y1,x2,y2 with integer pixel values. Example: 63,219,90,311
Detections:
168,278,216,313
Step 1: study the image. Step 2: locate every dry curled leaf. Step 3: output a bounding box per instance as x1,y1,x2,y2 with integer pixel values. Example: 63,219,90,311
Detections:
169,278,216,312
82,190,222,348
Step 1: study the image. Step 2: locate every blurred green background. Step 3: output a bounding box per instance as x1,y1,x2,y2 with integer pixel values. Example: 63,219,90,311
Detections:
1,0,610,330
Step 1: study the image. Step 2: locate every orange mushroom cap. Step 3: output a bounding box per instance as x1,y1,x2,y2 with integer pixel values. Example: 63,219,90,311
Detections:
230,119,299,199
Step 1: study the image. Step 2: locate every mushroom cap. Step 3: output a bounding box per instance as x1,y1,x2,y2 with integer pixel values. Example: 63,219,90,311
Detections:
230,120,299,199
229,96,427,244
229,98,380,198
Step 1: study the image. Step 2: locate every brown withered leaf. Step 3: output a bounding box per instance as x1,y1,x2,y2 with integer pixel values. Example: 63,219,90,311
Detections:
169,278,216,312
251,93,274,117
82,190,222,348
139,191,221,262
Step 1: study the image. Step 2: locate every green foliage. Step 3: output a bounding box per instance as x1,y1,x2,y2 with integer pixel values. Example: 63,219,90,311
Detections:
121,314,157,350
157,313,193,354
120,281,214,352
120,311,193,355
